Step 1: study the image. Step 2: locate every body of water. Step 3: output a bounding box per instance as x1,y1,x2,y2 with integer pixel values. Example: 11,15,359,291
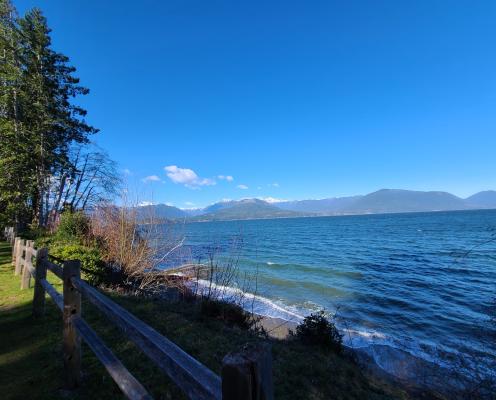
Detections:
163,210,496,382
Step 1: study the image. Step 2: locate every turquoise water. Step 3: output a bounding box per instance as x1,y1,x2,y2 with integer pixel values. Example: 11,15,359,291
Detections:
166,210,496,379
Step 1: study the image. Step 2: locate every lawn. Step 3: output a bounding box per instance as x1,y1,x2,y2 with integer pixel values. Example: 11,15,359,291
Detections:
0,241,407,400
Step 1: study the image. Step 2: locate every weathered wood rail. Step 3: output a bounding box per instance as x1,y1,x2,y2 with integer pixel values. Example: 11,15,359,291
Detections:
8,235,273,400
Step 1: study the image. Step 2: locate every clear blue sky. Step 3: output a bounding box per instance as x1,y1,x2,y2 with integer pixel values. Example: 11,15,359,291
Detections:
16,0,496,208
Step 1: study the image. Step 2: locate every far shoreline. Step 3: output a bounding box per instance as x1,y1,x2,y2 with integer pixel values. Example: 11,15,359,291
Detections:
168,207,496,224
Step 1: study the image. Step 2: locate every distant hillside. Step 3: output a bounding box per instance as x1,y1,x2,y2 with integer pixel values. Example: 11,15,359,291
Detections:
138,189,496,222
135,204,187,220
181,208,205,217
192,199,304,221
202,200,238,214
465,191,496,208
277,196,362,214
340,189,468,214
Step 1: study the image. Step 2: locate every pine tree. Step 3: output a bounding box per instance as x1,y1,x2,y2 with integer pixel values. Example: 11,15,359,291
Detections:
0,0,31,229
19,8,98,226
0,3,99,228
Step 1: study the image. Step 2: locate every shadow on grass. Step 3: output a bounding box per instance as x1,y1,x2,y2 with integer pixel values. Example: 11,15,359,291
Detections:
0,240,405,399
0,300,65,400
0,299,134,400
0,242,12,265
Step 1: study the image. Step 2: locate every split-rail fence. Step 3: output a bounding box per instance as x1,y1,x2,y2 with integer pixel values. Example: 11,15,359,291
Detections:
5,230,273,400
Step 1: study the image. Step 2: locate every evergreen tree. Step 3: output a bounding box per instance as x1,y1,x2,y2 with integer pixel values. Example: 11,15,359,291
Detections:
18,8,98,226
0,1,99,229
0,0,31,229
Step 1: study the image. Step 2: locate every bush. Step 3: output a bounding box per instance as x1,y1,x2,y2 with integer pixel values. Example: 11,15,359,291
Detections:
34,235,52,249
54,211,90,244
292,311,343,352
49,243,107,285
23,226,50,241
200,299,254,329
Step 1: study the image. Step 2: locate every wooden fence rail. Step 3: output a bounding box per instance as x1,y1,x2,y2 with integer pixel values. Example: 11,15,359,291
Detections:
7,234,273,400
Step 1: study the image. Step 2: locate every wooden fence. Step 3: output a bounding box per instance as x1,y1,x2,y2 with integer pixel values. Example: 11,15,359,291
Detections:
4,226,15,245
8,235,273,400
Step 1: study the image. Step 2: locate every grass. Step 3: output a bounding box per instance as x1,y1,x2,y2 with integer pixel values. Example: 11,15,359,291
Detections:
0,241,408,399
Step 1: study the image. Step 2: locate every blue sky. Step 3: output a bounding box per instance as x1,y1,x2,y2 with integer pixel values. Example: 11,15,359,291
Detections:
16,0,496,208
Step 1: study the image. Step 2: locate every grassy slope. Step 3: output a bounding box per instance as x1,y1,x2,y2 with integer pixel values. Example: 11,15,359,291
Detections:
0,241,407,400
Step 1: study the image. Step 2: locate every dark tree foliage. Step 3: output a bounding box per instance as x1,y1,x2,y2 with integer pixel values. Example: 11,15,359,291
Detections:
0,1,111,230
292,311,343,352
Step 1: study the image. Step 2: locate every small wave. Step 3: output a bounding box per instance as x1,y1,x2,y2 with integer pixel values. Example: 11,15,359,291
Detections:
187,279,496,387
190,279,305,321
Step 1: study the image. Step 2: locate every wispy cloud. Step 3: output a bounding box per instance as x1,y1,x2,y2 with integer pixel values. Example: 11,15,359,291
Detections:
164,165,216,189
237,184,249,190
138,201,154,207
122,168,132,176
141,175,161,183
218,175,234,182
185,201,195,206
268,182,280,188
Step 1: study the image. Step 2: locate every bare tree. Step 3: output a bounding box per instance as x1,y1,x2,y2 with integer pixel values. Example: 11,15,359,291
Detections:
89,192,185,292
46,144,121,228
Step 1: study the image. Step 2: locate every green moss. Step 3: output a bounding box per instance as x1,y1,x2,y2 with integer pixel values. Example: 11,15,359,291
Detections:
0,242,408,400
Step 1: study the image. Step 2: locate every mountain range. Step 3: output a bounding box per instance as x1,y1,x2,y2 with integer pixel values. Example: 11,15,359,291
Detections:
136,189,496,222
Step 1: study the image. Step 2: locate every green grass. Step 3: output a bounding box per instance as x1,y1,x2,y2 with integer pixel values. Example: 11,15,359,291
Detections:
0,241,408,399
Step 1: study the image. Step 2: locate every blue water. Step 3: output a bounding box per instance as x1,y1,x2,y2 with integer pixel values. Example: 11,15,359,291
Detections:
165,210,496,379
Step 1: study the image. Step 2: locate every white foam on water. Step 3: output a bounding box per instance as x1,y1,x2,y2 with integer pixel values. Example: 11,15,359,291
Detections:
186,278,495,386
190,278,305,321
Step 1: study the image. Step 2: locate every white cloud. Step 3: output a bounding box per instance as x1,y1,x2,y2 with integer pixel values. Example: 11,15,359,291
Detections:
165,202,174,206
268,182,280,188
142,175,161,183
164,165,216,188
185,201,195,206
260,197,286,203
138,201,154,207
122,168,132,176
237,184,249,190
218,175,234,182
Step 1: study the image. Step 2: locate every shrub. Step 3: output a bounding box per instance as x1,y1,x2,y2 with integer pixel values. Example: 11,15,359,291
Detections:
49,243,107,285
200,299,254,329
34,235,52,249
89,203,184,290
292,311,343,352
23,226,50,241
54,211,90,244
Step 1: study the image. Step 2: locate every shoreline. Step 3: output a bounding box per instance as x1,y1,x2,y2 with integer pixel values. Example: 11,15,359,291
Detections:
165,261,495,398
257,311,484,399
179,207,495,224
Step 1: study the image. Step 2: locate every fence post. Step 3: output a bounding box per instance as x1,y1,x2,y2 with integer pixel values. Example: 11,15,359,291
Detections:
221,342,274,400
63,259,82,389
12,237,19,266
21,240,34,289
33,248,48,317
21,241,33,289
14,238,24,276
